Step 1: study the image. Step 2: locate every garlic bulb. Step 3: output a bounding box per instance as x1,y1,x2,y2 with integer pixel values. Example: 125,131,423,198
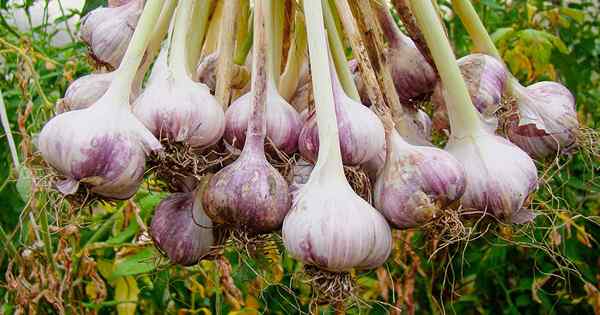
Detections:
203,1,291,235
133,0,225,148
39,0,164,199
445,130,538,222
374,130,466,228
80,0,143,69
150,189,215,266
411,0,538,224
56,72,113,113
298,58,385,166
223,0,302,155
283,0,391,273
195,52,250,95
506,80,579,159
109,0,134,7
432,53,507,132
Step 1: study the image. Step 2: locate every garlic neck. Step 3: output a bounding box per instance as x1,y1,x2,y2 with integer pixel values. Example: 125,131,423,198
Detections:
373,0,404,48
168,0,193,80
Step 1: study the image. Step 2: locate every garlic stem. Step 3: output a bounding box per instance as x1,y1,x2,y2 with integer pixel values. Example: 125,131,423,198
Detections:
188,0,215,72
279,8,308,101
105,0,164,102
451,0,501,60
323,0,360,101
304,0,346,180
169,0,194,79
201,0,224,57
389,0,436,70
242,0,269,157
411,0,481,138
234,9,253,65
0,90,19,170
215,0,239,108
271,0,285,85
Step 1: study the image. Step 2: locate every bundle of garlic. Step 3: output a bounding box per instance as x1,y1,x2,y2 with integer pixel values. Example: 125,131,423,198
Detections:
283,0,391,282
412,0,539,223
203,0,291,236
38,0,164,199
451,0,580,160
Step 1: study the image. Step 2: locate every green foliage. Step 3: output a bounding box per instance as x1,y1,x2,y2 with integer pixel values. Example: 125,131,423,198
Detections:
0,0,599,314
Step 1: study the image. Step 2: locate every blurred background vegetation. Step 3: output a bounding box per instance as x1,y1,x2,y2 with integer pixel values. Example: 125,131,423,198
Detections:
0,0,599,314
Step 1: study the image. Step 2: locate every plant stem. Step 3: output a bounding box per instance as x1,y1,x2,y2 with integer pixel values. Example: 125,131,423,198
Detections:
451,0,501,60
234,10,253,65
0,224,19,262
304,0,346,180
411,0,481,138
389,0,436,70
215,0,239,108
106,0,164,102
188,0,215,72
271,0,285,85
38,206,58,273
279,7,308,101
169,0,194,79
241,0,268,158
201,0,224,57
323,0,360,101
0,89,19,170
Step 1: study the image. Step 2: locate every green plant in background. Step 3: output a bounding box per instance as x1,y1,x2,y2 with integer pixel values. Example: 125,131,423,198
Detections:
0,0,599,314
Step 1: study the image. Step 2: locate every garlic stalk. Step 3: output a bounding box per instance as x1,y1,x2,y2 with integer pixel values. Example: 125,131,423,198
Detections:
283,0,391,272
79,0,143,69
215,0,239,108
203,0,291,235
411,0,538,223
223,0,302,154
38,0,164,199
298,53,385,166
432,53,508,133
279,7,308,103
451,0,579,159
150,187,215,266
188,0,215,72
133,0,225,149
59,0,177,112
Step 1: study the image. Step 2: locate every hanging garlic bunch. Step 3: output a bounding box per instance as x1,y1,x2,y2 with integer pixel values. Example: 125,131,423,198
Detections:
450,0,580,160
298,53,385,166
223,0,302,155
150,186,216,266
432,53,508,132
202,2,291,235
412,0,538,223
133,0,224,149
79,0,143,69
58,0,176,113
283,0,391,272
38,0,164,199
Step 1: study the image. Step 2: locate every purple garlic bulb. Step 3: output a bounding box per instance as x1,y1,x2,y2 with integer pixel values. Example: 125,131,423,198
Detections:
79,0,143,69
432,53,508,132
506,80,579,159
195,52,250,94
374,130,466,228
298,61,385,166
133,50,225,148
39,96,161,199
57,72,113,113
150,189,216,266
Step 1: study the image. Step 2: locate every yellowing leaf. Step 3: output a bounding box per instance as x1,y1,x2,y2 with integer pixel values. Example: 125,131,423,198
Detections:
115,276,140,315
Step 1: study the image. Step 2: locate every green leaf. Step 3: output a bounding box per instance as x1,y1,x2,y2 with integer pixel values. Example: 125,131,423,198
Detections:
16,166,33,202
491,27,514,44
81,0,107,16
115,276,140,315
112,248,158,278
559,7,585,24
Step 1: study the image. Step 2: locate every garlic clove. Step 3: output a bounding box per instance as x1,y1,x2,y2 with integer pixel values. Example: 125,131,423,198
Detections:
39,101,161,199
56,72,114,113
283,179,392,272
445,130,538,223
79,0,143,69
150,189,215,266
374,131,466,229
506,81,579,159
432,53,507,133
224,84,302,154
134,51,225,148
202,152,291,234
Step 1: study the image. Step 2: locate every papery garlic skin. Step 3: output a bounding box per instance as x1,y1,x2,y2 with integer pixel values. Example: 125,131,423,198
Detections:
283,178,392,272
150,190,215,266
202,150,291,234
79,0,143,69
506,81,579,159
134,51,225,148
432,54,507,132
56,72,113,113
39,101,161,199
445,130,538,223
196,52,250,94
374,131,465,228
108,0,134,7
224,84,302,154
